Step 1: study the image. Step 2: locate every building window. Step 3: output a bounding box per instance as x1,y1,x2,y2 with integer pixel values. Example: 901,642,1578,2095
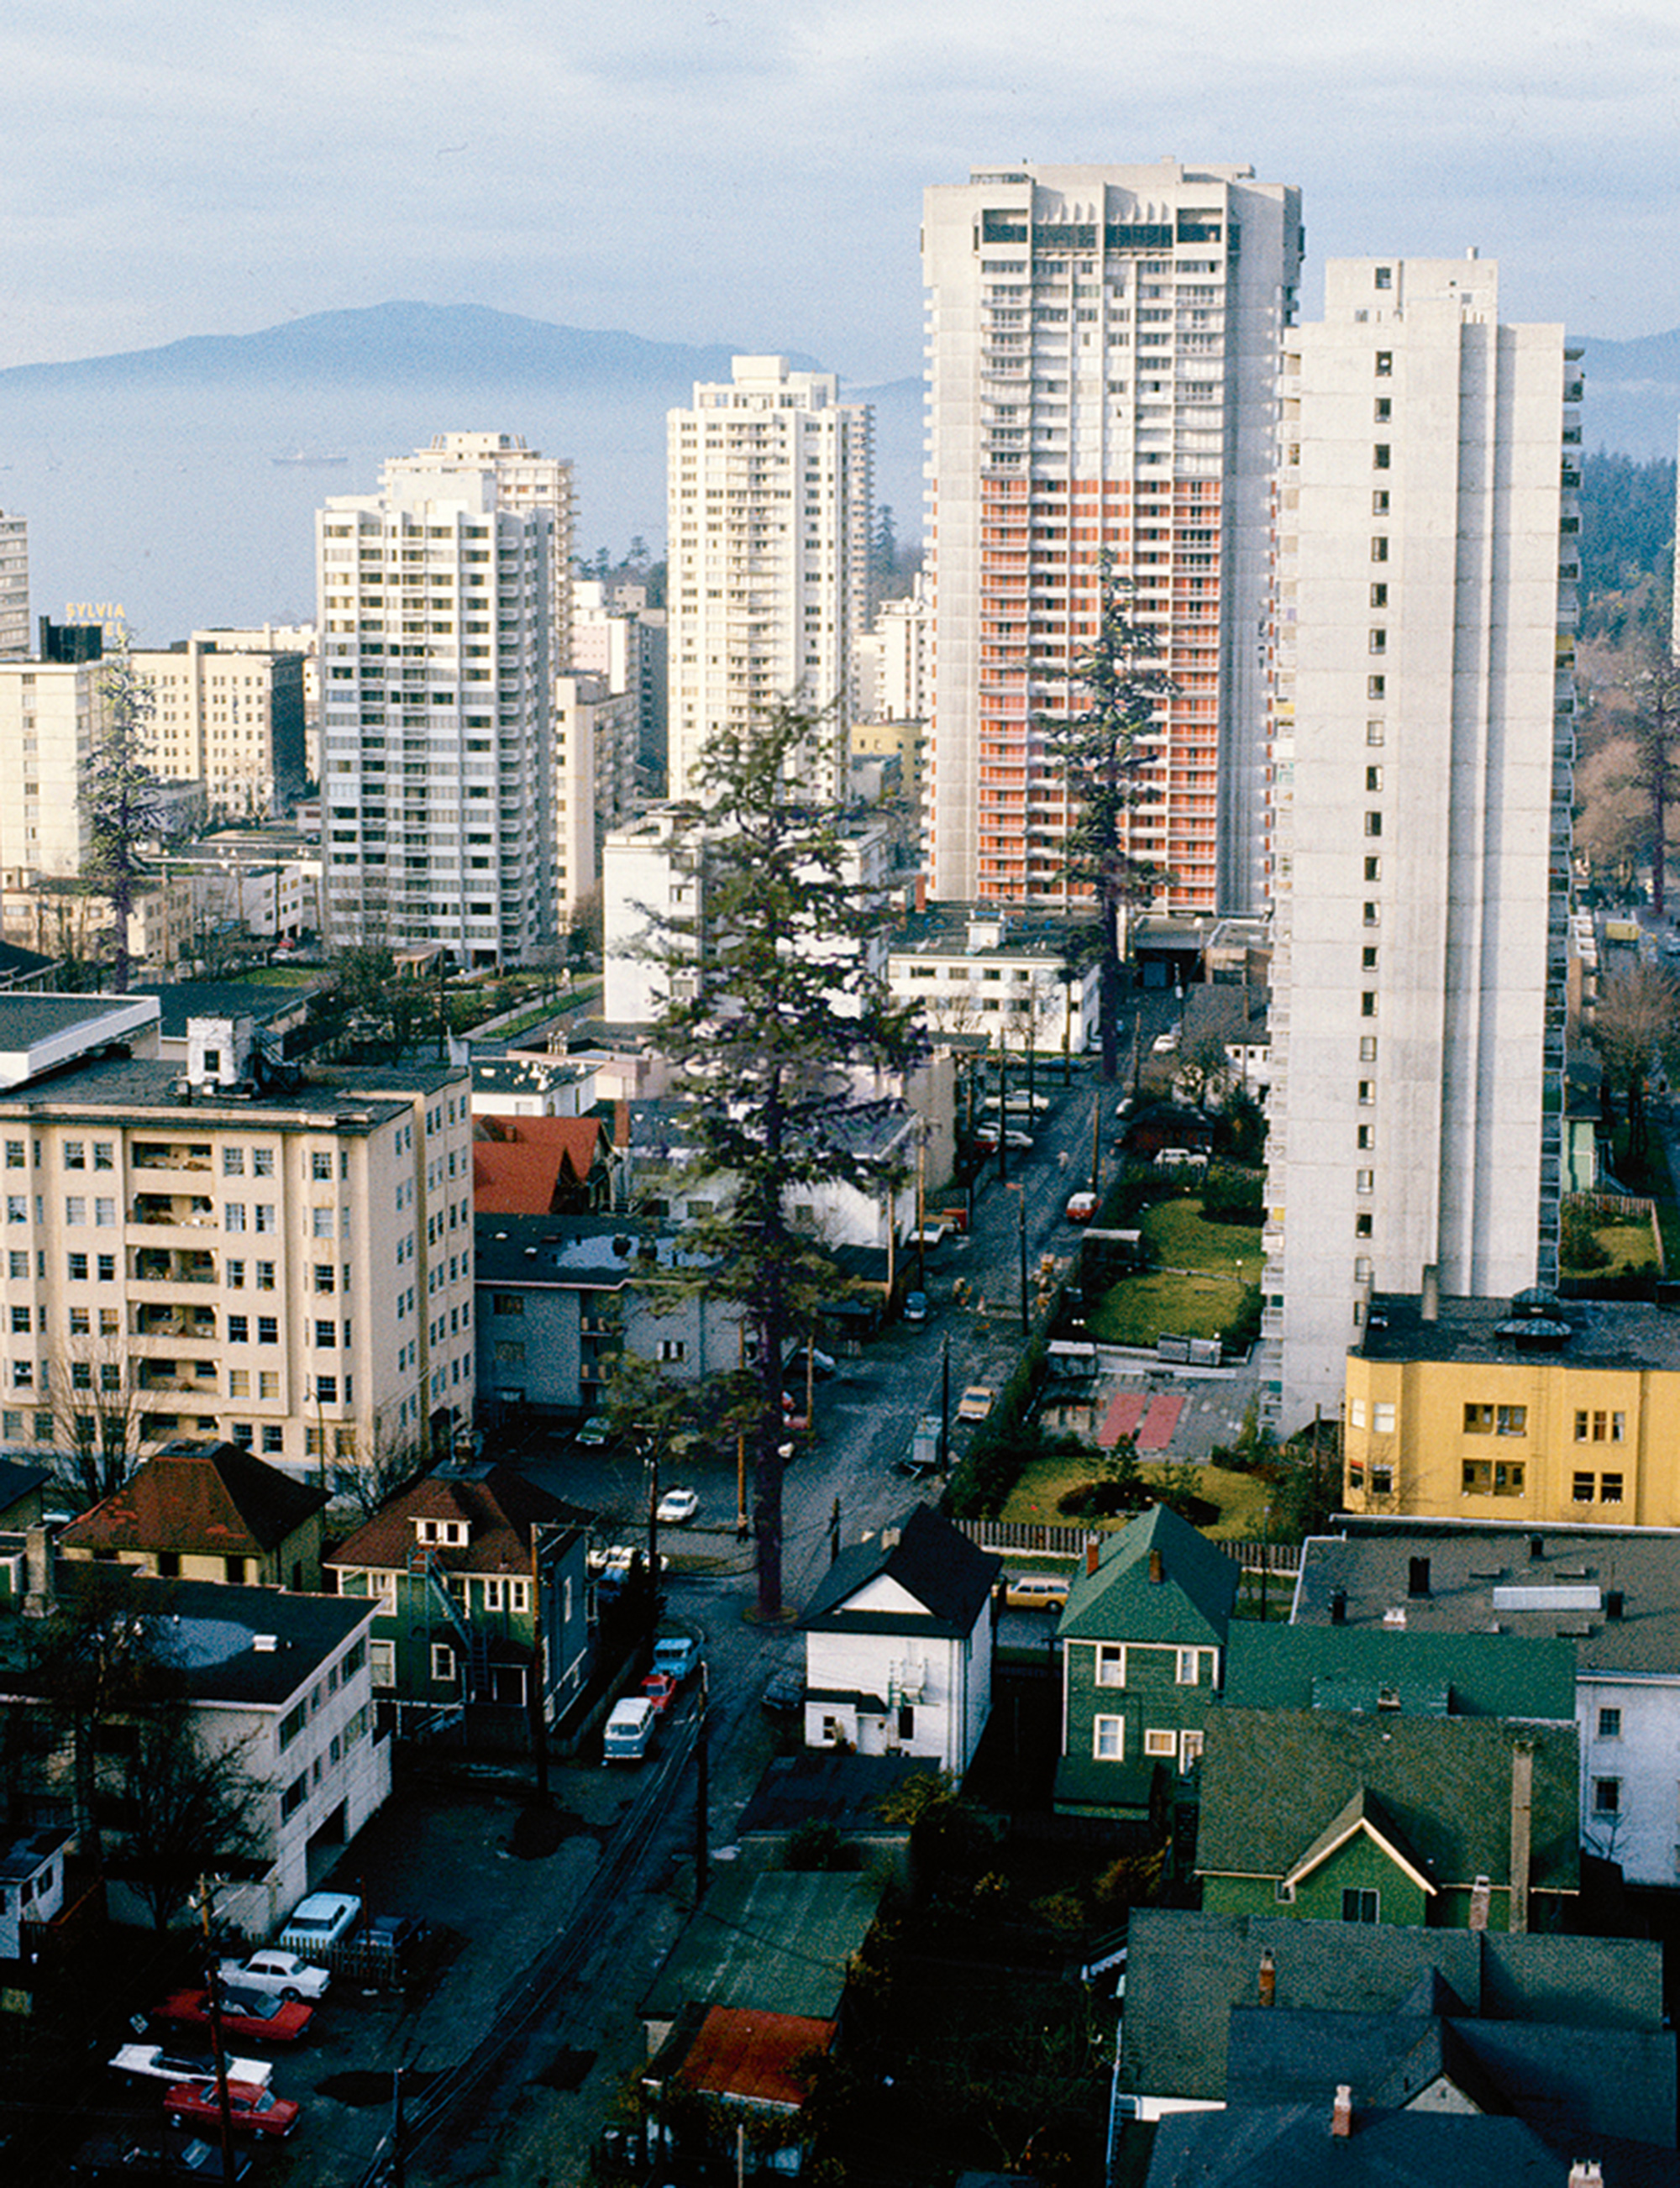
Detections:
1598,1707,1622,1740
1175,1648,1200,1685
1095,1645,1124,1687
1464,1404,1494,1434
1601,1472,1624,1504
1572,1471,1595,1503
1374,266,1393,290
1593,1776,1620,1817
1496,1405,1526,1436
1144,1729,1177,1757
1373,1404,1395,1432
370,1640,395,1687
431,1643,456,1685
1342,1887,1380,1923
312,1152,333,1181
1375,349,1392,375
1462,1459,1524,1496
1093,1716,1124,1760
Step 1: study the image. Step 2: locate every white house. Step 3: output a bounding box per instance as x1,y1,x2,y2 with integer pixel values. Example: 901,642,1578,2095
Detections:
798,1504,1000,1778
888,906,1100,1060
0,1827,70,1960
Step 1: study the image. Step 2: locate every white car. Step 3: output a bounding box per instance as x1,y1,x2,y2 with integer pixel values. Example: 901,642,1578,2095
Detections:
112,2044,271,2090
655,1488,700,1525
277,1891,360,1958
217,1949,330,2001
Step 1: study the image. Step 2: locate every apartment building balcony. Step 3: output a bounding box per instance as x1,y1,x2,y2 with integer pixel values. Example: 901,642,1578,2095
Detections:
130,1247,218,1288
136,1359,219,1395
131,1141,213,1176
131,1194,218,1231
132,1303,218,1341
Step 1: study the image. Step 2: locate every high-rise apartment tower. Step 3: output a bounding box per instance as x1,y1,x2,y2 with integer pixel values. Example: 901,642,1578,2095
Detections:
667,357,872,800
318,438,555,965
921,160,1300,911
1265,256,1580,1429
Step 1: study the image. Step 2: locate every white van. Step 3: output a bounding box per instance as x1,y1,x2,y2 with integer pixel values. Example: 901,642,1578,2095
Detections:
602,1697,657,1764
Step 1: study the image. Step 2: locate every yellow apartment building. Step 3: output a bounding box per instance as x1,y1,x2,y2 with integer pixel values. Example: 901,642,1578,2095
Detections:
1341,1291,1680,1526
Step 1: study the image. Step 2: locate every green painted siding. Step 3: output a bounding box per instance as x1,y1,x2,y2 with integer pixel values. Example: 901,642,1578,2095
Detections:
1065,1637,1213,1775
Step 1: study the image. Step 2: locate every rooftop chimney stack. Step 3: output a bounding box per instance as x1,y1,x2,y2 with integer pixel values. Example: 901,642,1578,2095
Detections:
1330,1588,1347,1625
1569,2167,1604,2188
21,1522,53,1621
1148,1548,1164,1584
1510,1741,1535,1935
1258,1949,1276,2007
1086,1539,1100,1577
1408,1556,1431,1599
1331,2086,1353,2139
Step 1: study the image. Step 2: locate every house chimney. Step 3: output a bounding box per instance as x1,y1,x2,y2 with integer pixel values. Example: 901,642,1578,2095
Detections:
1257,1949,1276,2007
614,1098,630,1148
1421,1264,1440,1322
1148,1548,1164,1584
21,1522,54,1620
1331,2086,1353,2139
1086,1539,1100,1577
1529,1534,1546,1562
1468,1874,1492,1931
1330,1589,1347,1625
1606,1589,1625,1621
1408,1556,1431,1599
1569,2165,1604,2188
1509,1741,1534,1935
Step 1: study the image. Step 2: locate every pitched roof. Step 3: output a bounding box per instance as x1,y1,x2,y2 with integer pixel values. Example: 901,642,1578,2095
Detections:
737,1750,929,1839
1143,2105,1566,2188
1196,1709,1579,1896
800,1503,1000,1639
1056,1503,1239,1646
1224,1624,1578,1722
1281,1788,1435,1897
638,1868,884,2026
59,1439,325,1557
325,1464,588,1578
1119,1909,1666,2107
673,2005,834,2112
472,1136,570,1215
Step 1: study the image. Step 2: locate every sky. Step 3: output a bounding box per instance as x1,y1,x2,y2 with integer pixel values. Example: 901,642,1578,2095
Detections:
6,0,1680,389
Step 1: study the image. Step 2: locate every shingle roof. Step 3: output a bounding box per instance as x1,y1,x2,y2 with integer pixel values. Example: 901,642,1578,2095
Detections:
736,1750,929,1839
1056,1503,1239,1646
671,2006,834,2112
325,1465,587,1579
799,1503,1000,1639
1224,1624,1578,1721
59,1439,325,1557
1196,1709,1579,1894
1143,2105,1567,2188
1119,1908,1666,2107
638,1869,884,2025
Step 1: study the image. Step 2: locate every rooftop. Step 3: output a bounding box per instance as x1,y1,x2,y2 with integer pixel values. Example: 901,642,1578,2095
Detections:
0,1053,465,1129
326,1463,588,1578
59,1439,326,1559
638,1867,884,2026
473,1212,709,1289
1357,1290,1680,1372
801,1503,1000,1640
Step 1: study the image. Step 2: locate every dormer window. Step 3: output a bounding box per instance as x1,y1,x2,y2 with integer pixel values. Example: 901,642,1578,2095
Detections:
413,1517,466,1546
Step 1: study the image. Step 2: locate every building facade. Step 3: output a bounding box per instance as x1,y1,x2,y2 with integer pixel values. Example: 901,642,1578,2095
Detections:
318,437,557,965
0,660,104,881
0,517,27,659
921,160,1301,912
131,636,307,820
1265,260,1580,1430
0,1028,475,1482
667,356,873,801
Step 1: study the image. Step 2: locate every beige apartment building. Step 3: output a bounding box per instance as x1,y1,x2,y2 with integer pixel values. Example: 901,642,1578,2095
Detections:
0,1019,476,1484
0,660,104,880
131,636,307,820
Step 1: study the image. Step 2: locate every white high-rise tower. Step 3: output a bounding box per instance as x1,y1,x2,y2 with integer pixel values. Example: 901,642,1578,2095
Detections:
318,438,554,965
1266,256,1580,1428
667,356,872,800
921,160,1300,911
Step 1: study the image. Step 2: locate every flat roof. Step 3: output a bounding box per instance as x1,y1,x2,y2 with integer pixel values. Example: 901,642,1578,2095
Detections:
1357,1291,1680,1373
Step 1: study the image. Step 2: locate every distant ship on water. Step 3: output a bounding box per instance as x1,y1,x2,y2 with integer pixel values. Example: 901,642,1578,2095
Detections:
271,449,349,467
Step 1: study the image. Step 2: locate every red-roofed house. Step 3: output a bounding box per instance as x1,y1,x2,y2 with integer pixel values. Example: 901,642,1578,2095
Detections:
472,1115,612,1216
57,1437,328,1590
646,2004,834,2178
323,1461,591,1739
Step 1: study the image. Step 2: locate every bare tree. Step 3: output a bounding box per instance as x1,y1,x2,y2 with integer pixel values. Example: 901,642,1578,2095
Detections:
47,1333,166,1509
333,1405,428,1519
110,1703,263,1932
1592,961,1680,1162
85,642,165,995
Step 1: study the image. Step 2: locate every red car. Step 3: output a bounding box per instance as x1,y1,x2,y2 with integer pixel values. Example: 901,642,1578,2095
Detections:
639,1671,679,1715
164,2079,302,2138
155,1988,313,2045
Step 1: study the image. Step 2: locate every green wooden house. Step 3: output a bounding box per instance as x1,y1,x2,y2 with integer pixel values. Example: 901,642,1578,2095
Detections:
1196,1708,1579,1931
1053,1503,1240,1821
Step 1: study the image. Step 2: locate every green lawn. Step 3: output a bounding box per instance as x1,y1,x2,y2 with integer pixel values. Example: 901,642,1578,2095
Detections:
1002,1456,1273,1542
1085,1195,1261,1345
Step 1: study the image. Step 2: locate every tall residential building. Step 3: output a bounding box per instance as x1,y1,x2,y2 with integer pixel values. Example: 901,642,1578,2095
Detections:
318,439,554,965
0,657,104,881
131,635,307,819
855,572,932,724
921,160,1301,911
0,515,27,658
1264,256,1580,1430
0,1021,476,1481
667,356,873,800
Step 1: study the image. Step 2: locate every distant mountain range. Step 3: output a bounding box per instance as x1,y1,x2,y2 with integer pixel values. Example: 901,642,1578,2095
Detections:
0,300,1665,644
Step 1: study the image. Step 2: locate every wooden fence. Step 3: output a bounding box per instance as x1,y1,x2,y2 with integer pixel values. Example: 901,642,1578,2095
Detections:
957,1518,1300,1577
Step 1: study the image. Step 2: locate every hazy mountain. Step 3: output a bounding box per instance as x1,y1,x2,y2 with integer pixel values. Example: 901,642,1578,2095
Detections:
0,299,1658,646
0,303,924,642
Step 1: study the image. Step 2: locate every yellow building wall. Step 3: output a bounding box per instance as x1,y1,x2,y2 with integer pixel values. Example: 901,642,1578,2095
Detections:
1341,1349,1680,1525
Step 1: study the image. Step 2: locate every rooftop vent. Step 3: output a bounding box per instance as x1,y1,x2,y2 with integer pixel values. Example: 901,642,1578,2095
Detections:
252,1634,278,1653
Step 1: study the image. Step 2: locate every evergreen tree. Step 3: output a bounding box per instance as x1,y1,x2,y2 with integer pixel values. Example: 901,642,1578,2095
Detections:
1037,556,1176,1081
643,703,920,1618
84,642,163,994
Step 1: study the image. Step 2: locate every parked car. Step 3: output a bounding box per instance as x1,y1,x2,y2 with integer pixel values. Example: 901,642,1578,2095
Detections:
279,1891,361,1958
652,1634,702,1682
1004,1572,1071,1613
655,1487,700,1525
971,1129,1033,1155
603,1696,657,1763
782,1341,837,1378
111,2044,270,2091
70,2133,252,2182
1151,1027,1181,1055
163,2080,301,2139
155,1989,313,2046
574,1419,615,1449
363,1911,426,1960
903,1288,929,1323
216,1949,329,2002
906,1223,948,1250
762,1666,805,1718
1065,1191,1098,1223
957,1385,995,1423
639,1670,680,1714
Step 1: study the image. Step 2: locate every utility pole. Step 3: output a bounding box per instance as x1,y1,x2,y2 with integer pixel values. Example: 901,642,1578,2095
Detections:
941,1335,952,1476
1007,1183,1028,1333
695,1672,710,1902
197,1877,238,2188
